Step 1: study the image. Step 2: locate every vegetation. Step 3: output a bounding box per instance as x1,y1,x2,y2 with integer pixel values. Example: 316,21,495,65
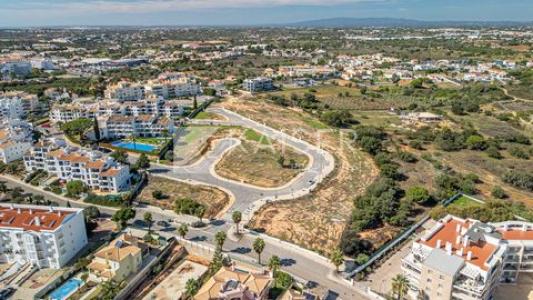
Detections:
66,180,88,197
111,207,136,229
253,237,265,264
174,197,206,216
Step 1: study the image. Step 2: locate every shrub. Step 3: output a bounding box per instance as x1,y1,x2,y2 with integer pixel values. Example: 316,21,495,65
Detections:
466,135,487,150
175,198,205,215
405,186,431,204
152,190,165,200
491,186,506,199
397,151,417,163
486,146,503,159
509,146,529,159
502,170,533,192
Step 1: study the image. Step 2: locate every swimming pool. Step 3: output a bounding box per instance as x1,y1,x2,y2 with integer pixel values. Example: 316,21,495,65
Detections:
49,278,84,300
112,141,157,152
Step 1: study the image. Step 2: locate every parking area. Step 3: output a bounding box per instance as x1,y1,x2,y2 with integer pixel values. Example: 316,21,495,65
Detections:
364,219,436,297
494,273,533,300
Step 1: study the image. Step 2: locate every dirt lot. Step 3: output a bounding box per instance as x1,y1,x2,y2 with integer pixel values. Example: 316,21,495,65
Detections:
218,97,379,255
215,137,309,188
494,273,533,300
139,176,230,218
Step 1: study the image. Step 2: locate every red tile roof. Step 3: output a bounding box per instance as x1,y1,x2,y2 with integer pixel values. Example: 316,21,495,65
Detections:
0,206,73,232
419,219,497,271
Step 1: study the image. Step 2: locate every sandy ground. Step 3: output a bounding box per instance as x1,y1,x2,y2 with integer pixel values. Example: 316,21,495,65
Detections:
215,137,309,188
494,273,533,300
218,98,379,255
139,175,229,218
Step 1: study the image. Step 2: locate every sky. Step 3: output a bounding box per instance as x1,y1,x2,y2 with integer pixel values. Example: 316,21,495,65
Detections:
0,0,531,27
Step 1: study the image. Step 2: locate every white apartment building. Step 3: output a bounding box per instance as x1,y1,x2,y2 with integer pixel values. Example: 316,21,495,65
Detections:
104,81,145,102
401,215,533,300
0,91,39,119
242,77,274,92
49,98,189,123
23,141,130,192
0,204,88,269
97,114,175,139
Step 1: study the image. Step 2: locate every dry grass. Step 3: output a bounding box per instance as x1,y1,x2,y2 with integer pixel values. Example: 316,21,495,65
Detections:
215,139,309,188
218,97,379,255
139,175,230,218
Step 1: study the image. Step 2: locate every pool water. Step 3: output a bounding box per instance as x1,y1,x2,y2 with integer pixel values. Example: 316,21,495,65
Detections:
112,141,157,152
49,278,84,300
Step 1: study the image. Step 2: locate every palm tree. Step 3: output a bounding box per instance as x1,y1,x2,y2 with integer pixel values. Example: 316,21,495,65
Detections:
232,211,242,235
391,274,409,300
268,255,281,272
143,212,153,233
253,238,265,264
0,181,9,194
178,224,188,240
195,206,206,224
215,231,227,251
329,248,344,273
185,278,200,298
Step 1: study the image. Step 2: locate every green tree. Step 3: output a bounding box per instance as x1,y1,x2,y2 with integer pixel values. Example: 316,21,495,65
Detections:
135,153,150,170
215,231,227,251
268,255,281,272
195,205,206,223
111,149,129,164
330,248,344,272
184,278,200,298
143,212,153,232
232,210,242,235
93,117,100,141
405,186,430,204
111,207,136,229
391,274,409,300
178,223,189,240
66,180,87,197
253,238,265,264
491,186,506,199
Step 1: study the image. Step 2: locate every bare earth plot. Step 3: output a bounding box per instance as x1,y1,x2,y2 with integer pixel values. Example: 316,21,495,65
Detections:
218,98,379,255
139,176,229,218
215,130,309,188
173,126,219,166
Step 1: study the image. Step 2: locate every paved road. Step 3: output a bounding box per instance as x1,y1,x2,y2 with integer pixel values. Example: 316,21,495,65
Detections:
149,107,335,221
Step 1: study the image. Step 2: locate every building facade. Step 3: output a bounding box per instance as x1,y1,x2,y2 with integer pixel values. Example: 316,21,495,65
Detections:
242,77,274,92
0,204,88,269
23,140,130,192
401,215,533,300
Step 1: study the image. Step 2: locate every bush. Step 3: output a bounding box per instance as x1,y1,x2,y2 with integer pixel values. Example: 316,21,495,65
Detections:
405,186,431,204
175,198,205,215
502,170,533,192
66,180,88,197
466,135,487,150
486,146,503,159
397,151,417,163
491,186,506,199
409,140,423,150
152,190,165,200
320,110,357,128
509,146,529,159
340,228,373,256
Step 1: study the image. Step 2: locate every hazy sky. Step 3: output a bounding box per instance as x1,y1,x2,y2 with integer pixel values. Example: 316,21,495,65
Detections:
0,0,531,26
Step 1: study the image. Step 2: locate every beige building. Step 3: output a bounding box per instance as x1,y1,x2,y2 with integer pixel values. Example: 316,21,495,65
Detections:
88,234,146,282
195,264,273,300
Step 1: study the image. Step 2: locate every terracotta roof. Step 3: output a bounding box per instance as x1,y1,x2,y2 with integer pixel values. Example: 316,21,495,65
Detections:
100,167,121,177
86,160,106,169
0,206,74,232
419,218,497,271
498,229,533,241
94,236,141,262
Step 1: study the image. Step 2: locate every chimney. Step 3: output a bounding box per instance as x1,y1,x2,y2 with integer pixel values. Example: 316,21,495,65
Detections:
455,235,461,245
17,208,21,214
57,211,62,217
445,242,452,255
436,239,442,248
463,237,469,248
29,209,32,215
467,251,472,261
9,204,14,210
456,224,461,233
49,206,54,212
456,248,464,257
523,224,528,232
34,217,41,226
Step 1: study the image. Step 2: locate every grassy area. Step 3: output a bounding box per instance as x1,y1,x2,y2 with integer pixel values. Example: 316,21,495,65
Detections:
244,128,270,144
138,176,229,218
194,111,225,120
449,195,484,209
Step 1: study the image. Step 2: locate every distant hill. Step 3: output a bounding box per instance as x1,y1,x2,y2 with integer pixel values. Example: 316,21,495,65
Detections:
285,17,533,28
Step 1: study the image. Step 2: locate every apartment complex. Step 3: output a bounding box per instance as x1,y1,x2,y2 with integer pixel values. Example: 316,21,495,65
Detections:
97,114,175,139
0,204,88,269
23,140,130,192
0,119,33,163
104,74,201,102
401,215,533,300
49,98,191,123
242,77,274,92
0,61,32,80
88,234,145,282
